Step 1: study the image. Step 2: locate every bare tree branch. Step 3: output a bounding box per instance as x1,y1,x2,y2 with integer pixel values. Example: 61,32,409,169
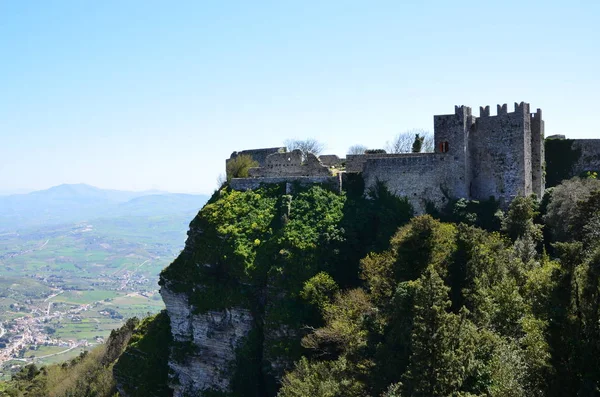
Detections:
386,129,433,153
285,138,326,160
347,145,368,155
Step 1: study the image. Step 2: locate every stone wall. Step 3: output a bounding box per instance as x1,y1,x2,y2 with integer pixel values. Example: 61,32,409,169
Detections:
248,150,332,177
432,105,472,200
319,154,343,167
469,102,532,204
227,147,286,168
346,153,426,173
572,139,600,175
361,154,452,213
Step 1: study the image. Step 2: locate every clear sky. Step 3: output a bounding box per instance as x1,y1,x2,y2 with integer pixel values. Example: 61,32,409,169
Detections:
1,1,598,194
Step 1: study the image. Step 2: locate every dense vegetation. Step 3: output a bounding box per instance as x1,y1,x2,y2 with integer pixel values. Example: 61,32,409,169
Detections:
544,138,582,187
278,177,600,397
4,176,600,396
159,181,414,395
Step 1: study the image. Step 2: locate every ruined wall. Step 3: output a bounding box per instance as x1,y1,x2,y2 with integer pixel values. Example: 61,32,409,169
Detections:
248,150,332,177
227,147,286,168
469,102,532,204
361,154,454,213
319,154,343,167
572,140,600,175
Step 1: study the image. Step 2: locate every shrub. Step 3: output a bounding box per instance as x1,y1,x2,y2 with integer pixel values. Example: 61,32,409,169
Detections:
226,154,258,180
543,177,600,241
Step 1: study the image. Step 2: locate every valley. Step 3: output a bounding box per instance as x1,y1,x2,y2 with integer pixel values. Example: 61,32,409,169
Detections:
0,185,208,379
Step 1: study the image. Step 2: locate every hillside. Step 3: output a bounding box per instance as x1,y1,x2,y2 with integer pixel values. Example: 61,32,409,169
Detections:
3,177,600,396
0,185,208,376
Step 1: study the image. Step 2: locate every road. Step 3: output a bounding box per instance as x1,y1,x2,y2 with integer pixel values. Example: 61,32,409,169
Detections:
34,344,81,360
44,290,64,302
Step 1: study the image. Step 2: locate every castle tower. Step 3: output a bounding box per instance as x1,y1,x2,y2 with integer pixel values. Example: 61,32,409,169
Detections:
433,105,473,199
469,102,535,204
531,108,545,197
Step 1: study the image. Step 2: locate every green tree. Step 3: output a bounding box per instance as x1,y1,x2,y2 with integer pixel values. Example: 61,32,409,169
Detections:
113,311,172,397
571,190,600,247
300,272,339,312
279,357,365,397
501,195,541,243
411,134,424,153
402,266,475,396
543,177,600,241
226,154,259,180
386,129,433,154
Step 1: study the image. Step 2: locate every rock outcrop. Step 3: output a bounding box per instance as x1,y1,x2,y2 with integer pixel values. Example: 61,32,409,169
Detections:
148,185,377,396
160,287,253,395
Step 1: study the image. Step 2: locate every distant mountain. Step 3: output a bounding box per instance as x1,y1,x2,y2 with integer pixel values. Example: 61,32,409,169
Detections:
0,184,209,231
115,194,206,217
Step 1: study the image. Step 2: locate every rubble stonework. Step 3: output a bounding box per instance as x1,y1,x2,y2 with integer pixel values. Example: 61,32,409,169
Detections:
225,102,599,212
248,150,332,178
227,147,286,168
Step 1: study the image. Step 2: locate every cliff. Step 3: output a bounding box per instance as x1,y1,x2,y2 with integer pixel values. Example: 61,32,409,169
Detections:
143,183,411,396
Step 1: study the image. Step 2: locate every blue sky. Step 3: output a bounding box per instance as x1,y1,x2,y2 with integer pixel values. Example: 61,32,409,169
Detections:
1,1,598,194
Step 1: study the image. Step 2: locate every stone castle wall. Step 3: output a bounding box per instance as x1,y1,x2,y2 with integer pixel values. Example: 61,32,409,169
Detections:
572,140,600,175
346,153,425,173
225,101,565,212
469,102,532,204
248,150,332,177
432,105,472,200
227,147,285,168
318,155,342,167
361,154,452,213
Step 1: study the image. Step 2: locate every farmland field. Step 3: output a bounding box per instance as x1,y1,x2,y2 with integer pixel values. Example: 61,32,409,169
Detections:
0,187,207,378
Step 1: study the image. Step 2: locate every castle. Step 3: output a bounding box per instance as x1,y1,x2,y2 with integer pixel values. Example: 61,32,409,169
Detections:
227,102,597,213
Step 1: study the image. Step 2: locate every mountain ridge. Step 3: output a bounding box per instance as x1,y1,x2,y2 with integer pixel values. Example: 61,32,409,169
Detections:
0,184,209,231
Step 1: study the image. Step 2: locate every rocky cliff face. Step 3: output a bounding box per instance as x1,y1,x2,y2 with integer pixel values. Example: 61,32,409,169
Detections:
155,188,275,396
147,185,403,396
160,286,253,395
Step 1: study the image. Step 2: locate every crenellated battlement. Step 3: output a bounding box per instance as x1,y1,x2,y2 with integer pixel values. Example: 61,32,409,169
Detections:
477,102,532,118
454,105,472,117
514,101,530,114
497,103,508,115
